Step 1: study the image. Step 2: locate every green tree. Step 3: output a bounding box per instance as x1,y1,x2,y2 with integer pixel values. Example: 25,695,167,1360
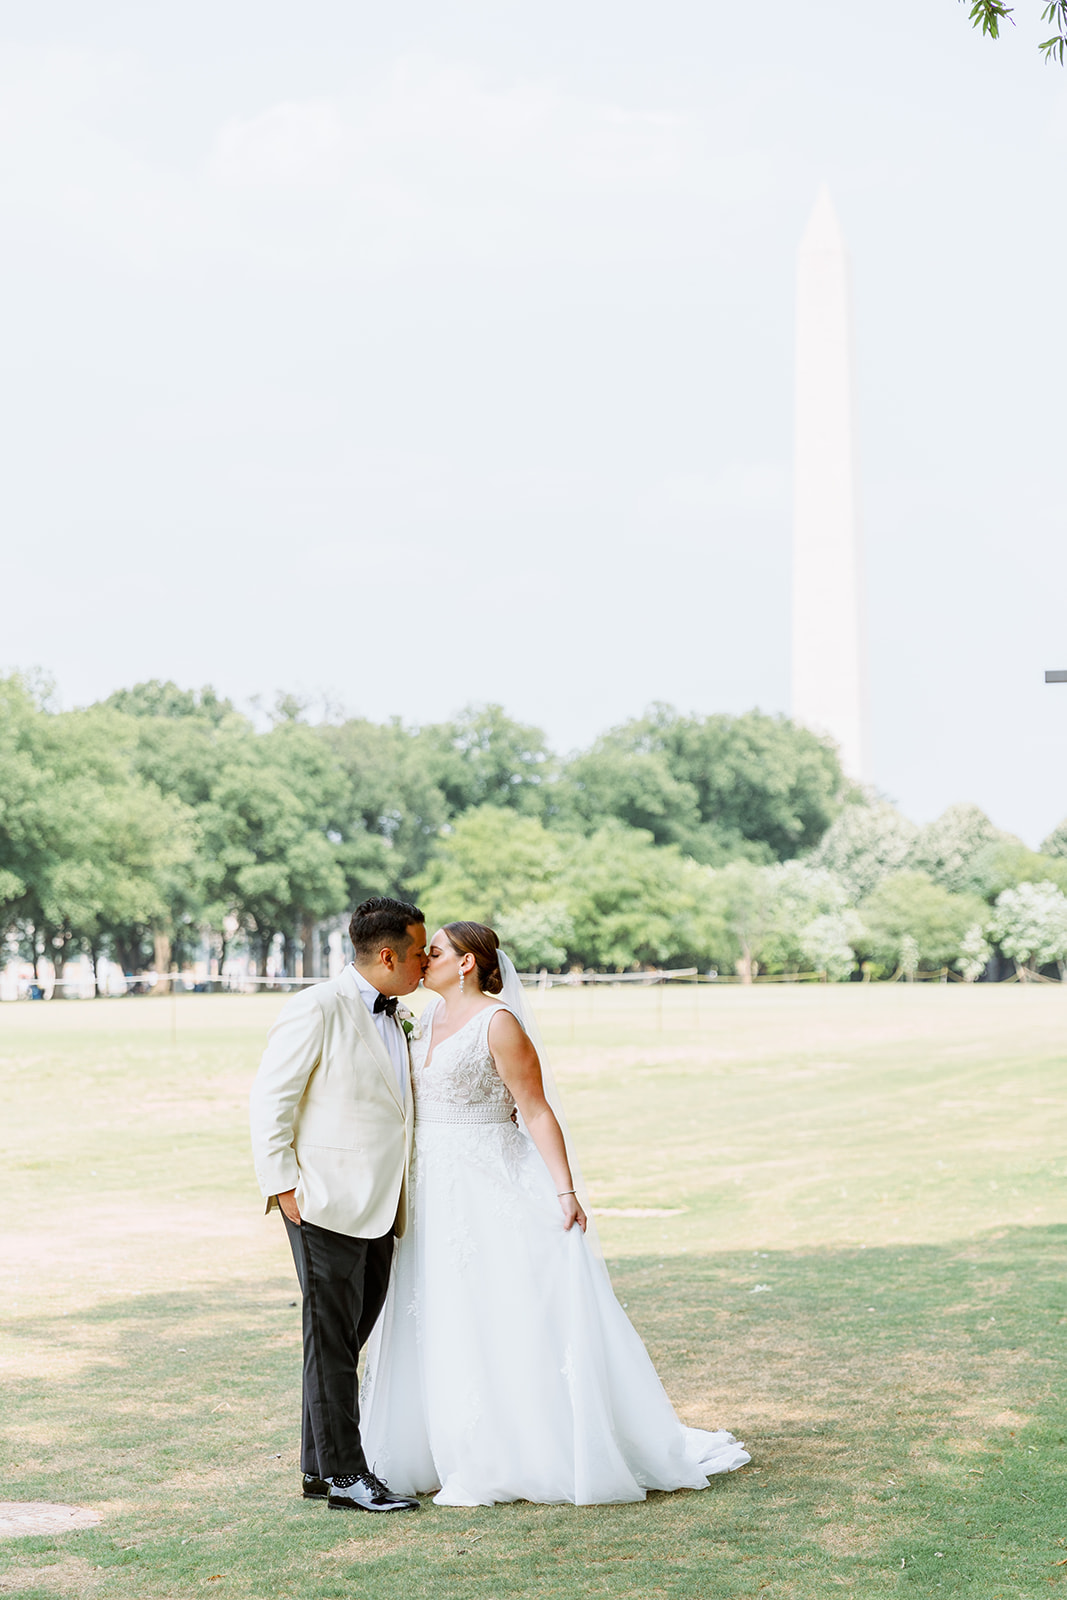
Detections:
963,0,1067,63
698,859,862,981
0,676,41,943
560,824,710,970
561,705,845,863
415,706,555,820
97,682,252,966
964,838,1067,903
101,682,247,811
702,860,779,981
414,806,567,932
556,742,702,852
414,807,717,970
495,902,575,971
318,716,449,890
0,679,195,988
103,688,446,955
858,871,987,975
104,680,236,727
196,721,351,968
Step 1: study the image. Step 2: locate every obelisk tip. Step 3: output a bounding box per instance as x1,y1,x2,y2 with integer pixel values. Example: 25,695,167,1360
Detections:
799,183,845,254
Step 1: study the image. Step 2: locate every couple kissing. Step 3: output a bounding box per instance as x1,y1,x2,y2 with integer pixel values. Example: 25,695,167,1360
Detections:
249,896,749,1511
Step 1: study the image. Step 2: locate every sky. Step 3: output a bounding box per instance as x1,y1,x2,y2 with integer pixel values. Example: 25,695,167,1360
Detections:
2,2,1066,845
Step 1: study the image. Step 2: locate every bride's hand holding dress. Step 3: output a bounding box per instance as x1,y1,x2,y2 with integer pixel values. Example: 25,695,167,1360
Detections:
484,1005,587,1235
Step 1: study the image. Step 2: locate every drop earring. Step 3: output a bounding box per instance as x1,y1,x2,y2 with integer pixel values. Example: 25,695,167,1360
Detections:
459,963,465,994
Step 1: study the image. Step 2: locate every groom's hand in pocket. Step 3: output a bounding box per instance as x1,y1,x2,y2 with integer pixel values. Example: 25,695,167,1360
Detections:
277,1189,302,1225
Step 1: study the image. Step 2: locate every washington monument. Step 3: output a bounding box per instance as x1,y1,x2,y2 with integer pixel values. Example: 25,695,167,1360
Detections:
791,185,870,783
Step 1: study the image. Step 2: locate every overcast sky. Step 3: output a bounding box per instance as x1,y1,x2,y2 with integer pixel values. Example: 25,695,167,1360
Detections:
3,2,1066,844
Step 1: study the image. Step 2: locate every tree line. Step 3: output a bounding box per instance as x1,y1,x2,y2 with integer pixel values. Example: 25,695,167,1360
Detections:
3,671,1067,987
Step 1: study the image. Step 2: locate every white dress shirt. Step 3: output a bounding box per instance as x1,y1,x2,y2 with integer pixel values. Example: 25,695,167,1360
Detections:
351,966,408,1098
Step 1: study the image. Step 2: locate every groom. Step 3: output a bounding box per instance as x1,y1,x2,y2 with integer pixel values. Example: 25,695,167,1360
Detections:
250,897,428,1513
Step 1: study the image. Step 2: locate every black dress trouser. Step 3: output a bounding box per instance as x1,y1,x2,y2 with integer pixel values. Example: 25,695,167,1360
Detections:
282,1211,394,1479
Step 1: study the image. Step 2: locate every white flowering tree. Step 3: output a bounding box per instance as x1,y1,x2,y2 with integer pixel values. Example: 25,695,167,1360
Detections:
908,803,1008,895
809,799,918,903
898,934,920,979
958,923,992,983
759,860,862,979
1040,817,1067,859
800,910,868,982
701,859,866,981
988,881,1067,979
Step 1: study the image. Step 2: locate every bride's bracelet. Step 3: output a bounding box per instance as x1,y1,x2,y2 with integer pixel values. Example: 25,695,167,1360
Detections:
558,1189,576,1197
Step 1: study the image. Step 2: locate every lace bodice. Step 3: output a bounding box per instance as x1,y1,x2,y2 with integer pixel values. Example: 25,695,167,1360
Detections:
412,999,516,1124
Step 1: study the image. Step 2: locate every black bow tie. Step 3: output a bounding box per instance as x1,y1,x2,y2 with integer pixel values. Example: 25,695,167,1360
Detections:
373,993,398,1017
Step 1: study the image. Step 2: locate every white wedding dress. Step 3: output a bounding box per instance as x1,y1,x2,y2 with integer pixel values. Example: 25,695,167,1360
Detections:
360,996,750,1506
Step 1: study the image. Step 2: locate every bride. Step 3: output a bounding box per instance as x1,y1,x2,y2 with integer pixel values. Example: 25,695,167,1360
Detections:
360,920,750,1506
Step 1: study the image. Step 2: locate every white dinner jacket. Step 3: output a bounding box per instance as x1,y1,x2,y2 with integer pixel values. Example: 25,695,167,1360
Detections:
249,965,414,1239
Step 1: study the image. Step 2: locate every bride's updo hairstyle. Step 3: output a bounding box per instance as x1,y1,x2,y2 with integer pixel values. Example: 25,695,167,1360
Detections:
443,921,504,995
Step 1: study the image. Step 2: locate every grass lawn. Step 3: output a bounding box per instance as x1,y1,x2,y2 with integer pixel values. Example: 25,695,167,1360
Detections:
2,984,1067,1598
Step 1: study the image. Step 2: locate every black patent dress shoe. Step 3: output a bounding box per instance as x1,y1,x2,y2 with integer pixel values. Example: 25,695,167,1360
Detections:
302,1473,329,1499
327,1470,419,1512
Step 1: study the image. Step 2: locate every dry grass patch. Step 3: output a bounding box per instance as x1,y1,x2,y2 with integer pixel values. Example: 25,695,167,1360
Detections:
0,1557,101,1596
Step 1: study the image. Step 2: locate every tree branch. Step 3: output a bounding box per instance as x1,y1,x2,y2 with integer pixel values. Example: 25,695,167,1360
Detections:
963,0,1015,39
962,0,1067,60
1039,0,1067,60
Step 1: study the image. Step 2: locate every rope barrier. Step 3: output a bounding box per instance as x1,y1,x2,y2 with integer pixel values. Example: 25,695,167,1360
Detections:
4,964,1063,997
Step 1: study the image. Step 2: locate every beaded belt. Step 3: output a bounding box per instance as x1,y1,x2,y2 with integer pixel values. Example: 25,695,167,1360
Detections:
415,1102,515,1125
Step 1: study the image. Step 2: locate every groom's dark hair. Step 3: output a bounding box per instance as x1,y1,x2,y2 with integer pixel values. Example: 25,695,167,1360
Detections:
349,897,425,959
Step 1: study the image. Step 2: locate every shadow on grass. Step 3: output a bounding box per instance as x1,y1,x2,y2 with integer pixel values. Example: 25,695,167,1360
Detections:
2,1229,1067,1598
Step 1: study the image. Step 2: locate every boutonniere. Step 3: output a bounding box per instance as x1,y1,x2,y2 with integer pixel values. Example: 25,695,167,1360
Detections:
396,1003,421,1040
